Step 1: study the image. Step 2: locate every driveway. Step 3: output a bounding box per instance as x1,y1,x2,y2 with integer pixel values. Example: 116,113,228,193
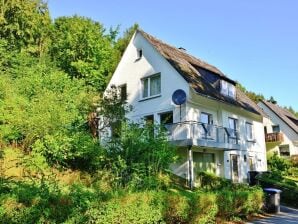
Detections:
247,206,298,224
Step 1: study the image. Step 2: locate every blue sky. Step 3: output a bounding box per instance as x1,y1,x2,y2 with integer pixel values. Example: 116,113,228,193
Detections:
48,0,298,111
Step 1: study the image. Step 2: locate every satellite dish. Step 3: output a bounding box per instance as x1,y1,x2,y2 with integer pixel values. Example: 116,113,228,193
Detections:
172,89,187,105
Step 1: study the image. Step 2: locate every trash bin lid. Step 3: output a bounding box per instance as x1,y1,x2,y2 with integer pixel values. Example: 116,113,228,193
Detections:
263,188,282,193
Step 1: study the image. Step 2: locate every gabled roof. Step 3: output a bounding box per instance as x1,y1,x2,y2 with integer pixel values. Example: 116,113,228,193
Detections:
137,30,265,116
261,100,298,134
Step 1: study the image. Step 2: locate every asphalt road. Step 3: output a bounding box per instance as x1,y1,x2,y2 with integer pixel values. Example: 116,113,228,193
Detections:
247,206,298,224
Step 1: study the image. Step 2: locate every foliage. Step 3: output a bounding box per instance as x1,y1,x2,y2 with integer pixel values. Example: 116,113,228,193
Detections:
85,191,164,224
237,83,265,103
0,0,51,56
102,123,177,190
32,131,101,171
267,153,292,178
195,171,232,190
115,23,139,56
257,173,298,208
191,192,218,224
50,15,119,90
216,185,263,219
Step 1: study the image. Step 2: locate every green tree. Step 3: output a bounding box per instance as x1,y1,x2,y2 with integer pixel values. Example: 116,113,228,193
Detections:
50,15,119,91
0,0,51,56
115,23,139,56
236,83,264,103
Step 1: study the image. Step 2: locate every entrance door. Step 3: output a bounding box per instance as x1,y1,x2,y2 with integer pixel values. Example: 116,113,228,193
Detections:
230,154,239,182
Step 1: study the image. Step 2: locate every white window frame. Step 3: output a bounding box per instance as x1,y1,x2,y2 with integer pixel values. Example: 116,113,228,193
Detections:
245,122,254,141
220,80,236,99
141,73,161,99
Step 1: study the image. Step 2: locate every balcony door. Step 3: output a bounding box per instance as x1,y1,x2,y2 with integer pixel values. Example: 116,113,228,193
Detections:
230,154,239,183
200,112,213,139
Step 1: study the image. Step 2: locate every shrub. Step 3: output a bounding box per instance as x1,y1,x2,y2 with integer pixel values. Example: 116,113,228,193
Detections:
191,192,218,224
163,193,190,223
216,185,263,219
195,172,232,190
85,191,164,224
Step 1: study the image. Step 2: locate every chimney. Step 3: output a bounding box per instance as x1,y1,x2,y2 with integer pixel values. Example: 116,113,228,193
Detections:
178,47,186,52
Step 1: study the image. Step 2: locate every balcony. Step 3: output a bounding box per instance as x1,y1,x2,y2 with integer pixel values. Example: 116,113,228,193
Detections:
265,132,283,142
164,121,240,150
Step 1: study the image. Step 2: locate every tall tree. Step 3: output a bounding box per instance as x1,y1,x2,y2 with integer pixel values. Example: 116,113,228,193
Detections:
115,23,139,56
0,0,51,56
50,16,119,91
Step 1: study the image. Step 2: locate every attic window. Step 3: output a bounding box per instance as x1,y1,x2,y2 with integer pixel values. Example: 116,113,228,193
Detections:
137,49,142,59
220,80,236,99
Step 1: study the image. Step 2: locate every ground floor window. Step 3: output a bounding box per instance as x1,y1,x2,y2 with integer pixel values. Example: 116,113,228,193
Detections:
248,156,255,171
279,144,290,157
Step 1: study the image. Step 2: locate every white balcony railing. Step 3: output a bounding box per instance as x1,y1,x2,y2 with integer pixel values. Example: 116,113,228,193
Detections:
164,121,239,145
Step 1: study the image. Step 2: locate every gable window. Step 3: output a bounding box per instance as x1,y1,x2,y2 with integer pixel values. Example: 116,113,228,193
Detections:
137,49,142,59
120,84,127,101
142,73,161,99
272,125,280,133
245,122,254,141
220,80,236,99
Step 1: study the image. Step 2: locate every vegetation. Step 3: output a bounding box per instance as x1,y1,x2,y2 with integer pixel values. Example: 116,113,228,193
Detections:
0,0,296,223
257,153,298,208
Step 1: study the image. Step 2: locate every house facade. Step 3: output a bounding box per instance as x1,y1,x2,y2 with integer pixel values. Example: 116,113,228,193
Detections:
258,100,298,157
103,30,267,187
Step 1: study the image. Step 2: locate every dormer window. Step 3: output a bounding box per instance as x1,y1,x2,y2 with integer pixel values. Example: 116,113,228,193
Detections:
137,49,142,59
220,80,236,99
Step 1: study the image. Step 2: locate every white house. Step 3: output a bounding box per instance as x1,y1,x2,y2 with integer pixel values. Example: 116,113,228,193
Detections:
103,29,267,186
258,100,298,157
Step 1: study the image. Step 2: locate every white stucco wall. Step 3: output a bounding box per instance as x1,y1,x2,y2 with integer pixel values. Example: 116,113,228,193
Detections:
107,32,190,124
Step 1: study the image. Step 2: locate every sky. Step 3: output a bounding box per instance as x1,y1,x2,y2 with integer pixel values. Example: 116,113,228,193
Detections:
48,0,298,111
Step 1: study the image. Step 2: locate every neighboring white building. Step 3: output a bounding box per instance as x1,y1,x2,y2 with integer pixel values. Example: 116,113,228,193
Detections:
258,100,298,157
103,30,267,186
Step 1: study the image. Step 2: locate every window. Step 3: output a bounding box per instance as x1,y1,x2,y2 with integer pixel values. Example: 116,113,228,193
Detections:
228,117,238,141
144,114,154,125
160,111,173,125
142,74,161,98
228,117,238,131
137,49,142,59
120,84,127,101
279,145,290,157
200,112,213,124
220,80,236,99
248,157,255,171
272,125,280,133
245,122,254,140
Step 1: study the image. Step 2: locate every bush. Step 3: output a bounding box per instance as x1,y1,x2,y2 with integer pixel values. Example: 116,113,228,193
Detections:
163,192,190,223
195,172,232,190
216,185,263,219
85,191,164,224
191,192,218,224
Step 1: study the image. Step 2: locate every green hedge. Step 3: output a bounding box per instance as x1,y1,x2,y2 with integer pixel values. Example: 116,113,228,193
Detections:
0,178,264,224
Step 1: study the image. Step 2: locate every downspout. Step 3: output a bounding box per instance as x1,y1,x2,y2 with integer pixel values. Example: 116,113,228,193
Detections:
188,145,193,189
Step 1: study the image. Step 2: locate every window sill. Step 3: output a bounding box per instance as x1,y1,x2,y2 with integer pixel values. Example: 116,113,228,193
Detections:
139,94,161,102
